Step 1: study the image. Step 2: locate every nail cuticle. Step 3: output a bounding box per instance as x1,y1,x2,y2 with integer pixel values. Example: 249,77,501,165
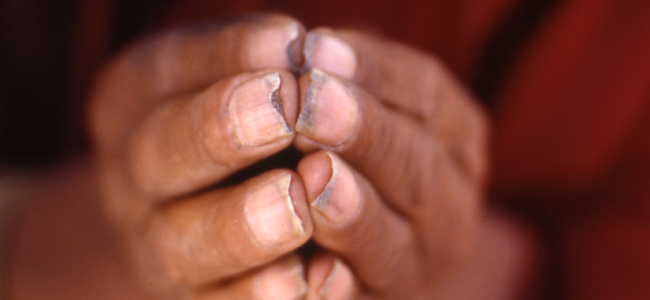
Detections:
296,69,329,134
311,152,337,210
296,69,359,147
243,174,305,247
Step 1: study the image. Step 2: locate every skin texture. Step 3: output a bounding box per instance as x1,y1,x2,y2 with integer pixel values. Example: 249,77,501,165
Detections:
295,29,489,300
89,15,315,299
86,14,491,300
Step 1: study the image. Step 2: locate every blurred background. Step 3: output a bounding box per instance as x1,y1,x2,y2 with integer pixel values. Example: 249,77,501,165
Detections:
0,0,463,166
0,0,177,167
2,1,650,299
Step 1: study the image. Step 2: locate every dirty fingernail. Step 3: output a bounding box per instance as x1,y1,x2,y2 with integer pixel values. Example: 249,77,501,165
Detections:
303,30,357,79
311,152,361,225
244,174,305,247
296,69,359,146
230,72,292,147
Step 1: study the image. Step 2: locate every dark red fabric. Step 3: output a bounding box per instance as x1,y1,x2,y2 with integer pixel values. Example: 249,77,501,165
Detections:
159,0,650,298
490,0,650,195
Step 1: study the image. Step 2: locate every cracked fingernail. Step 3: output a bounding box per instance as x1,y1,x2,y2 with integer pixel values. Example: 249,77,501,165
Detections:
230,72,292,147
255,255,308,300
296,69,359,146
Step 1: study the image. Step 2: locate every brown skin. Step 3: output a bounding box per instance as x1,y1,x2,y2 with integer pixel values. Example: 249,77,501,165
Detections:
87,14,496,300
294,29,489,300
88,15,315,299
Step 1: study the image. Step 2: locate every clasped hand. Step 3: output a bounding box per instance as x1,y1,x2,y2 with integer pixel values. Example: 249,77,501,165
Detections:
88,14,488,300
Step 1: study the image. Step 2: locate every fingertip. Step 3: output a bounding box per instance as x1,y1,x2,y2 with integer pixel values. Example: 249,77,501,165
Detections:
298,151,361,226
295,69,360,148
275,70,300,131
228,72,293,148
303,29,357,80
242,169,317,250
306,253,337,298
245,16,306,73
253,254,308,300
297,151,334,203
222,69,298,150
286,169,314,238
287,23,307,74
192,253,308,300
307,254,356,300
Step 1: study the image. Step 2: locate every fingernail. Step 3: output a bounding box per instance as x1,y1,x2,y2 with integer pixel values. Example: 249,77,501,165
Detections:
254,255,308,300
244,174,305,247
312,152,361,224
319,258,355,300
303,31,357,79
296,69,359,146
247,21,305,71
229,72,292,148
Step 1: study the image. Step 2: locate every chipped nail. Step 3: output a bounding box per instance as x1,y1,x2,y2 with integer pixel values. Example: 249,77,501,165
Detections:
229,72,292,147
296,69,359,146
303,31,357,79
244,174,305,247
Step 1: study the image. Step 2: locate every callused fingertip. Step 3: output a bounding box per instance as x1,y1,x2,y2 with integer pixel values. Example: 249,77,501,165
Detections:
303,30,357,80
246,20,305,71
311,152,361,225
319,258,356,300
254,254,308,300
295,69,359,147
244,173,306,248
229,72,293,148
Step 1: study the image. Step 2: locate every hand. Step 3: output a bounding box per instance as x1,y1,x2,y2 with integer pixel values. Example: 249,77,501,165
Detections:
291,29,490,299
87,14,314,299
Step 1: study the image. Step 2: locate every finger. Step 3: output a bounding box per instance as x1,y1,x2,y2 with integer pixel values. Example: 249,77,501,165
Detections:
306,253,362,300
121,14,304,97
145,170,312,286
294,71,480,274
89,14,305,149
294,70,481,214
191,254,308,300
302,29,488,179
126,70,298,200
298,151,425,297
